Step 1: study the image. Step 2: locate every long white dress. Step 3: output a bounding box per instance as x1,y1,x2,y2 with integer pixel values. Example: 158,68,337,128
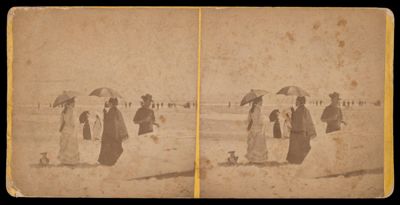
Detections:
245,104,268,163
58,108,80,165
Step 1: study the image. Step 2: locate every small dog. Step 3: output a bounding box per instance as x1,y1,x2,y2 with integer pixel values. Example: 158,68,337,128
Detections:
227,151,239,165
39,152,50,166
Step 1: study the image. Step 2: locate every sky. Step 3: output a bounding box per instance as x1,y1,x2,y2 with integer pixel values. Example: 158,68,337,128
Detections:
200,8,387,104
10,8,199,105
10,8,388,105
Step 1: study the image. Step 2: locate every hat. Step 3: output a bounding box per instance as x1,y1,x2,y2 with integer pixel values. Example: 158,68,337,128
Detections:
329,92,341,100
40,152,47,155
109,97,119,105
141,94,153,102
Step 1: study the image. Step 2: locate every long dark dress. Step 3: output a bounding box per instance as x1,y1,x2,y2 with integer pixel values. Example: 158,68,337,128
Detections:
98,106,129,166
286,105,316,164
273,120,282,138
83,119,91,140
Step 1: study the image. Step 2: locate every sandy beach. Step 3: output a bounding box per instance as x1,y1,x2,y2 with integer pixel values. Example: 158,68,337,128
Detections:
200,104,384,198
9,105,196,197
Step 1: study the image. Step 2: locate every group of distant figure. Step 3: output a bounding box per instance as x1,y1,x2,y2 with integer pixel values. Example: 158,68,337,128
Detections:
54,93,184,167
242,91,347,165
37,101,195,110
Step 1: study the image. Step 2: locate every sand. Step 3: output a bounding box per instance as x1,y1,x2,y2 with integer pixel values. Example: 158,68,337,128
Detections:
199,104,384,198
9,105,196,197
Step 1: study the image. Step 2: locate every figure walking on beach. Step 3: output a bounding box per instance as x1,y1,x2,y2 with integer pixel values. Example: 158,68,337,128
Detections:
269,109,282,138
133,94,160,136
98,98,129,166
286,96,316,164
321,92,346,134
245,97,268,164
58,98,79,165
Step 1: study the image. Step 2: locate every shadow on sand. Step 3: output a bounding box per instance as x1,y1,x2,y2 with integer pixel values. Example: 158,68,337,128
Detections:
218,161,289,168
127,169,195,181
30,163,101,169
315,167,384,179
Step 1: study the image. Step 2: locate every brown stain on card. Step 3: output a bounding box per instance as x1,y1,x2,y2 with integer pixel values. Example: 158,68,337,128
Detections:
351,80,358,88
337,18,347,27
150,135,159,144
159,115,166,123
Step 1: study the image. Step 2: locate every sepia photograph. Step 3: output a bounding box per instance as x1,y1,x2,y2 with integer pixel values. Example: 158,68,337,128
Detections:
199,7,392,198
6,6,393,198
7,7,198,197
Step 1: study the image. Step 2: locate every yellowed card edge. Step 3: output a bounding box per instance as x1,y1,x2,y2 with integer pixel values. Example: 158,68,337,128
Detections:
193,8,202,199
383,9,394,198
6,8,16,197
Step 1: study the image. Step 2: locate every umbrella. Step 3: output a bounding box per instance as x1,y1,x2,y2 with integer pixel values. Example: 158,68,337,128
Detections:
276,86,310,97
89,87,122,98
240,89,268,106
79,111,89,123
53,90,83,108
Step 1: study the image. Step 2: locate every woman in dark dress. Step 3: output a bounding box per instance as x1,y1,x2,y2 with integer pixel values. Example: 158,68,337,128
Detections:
286,96,316,164
98,98,129,166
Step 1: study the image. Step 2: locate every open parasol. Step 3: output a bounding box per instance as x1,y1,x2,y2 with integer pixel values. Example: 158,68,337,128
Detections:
53,90,83,108
240,89,268,106
89,87,123,98
276,86,310,97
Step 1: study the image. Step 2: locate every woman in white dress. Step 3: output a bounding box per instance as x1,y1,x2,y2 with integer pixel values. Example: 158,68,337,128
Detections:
58,98,80,165
92,113,102,141
245,96,268,164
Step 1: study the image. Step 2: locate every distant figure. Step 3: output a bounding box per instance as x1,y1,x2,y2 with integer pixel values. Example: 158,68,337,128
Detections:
125,102,127,108
282,112,292,138
346,101,350,107
49,103,52,108
351,100,354,106
245,96,268,164
161,102,164,108
228,101,231,108
98,98,129,166
58,97,79,165
152,103,155,109
92,113,102,140
319,100,323,106
129,102,132,108
286,96,316,164
321,92,346,134
133,94,160,136
156,103,160,109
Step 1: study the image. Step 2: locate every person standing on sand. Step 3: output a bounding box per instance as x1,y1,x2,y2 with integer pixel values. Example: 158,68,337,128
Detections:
133,94,160,136
321,92,347,134
282,111,292,138
98,98,129,166
58,97,79,165
245,96,268,164
286,96,316,164
92,113,102,140
82,112,92,140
